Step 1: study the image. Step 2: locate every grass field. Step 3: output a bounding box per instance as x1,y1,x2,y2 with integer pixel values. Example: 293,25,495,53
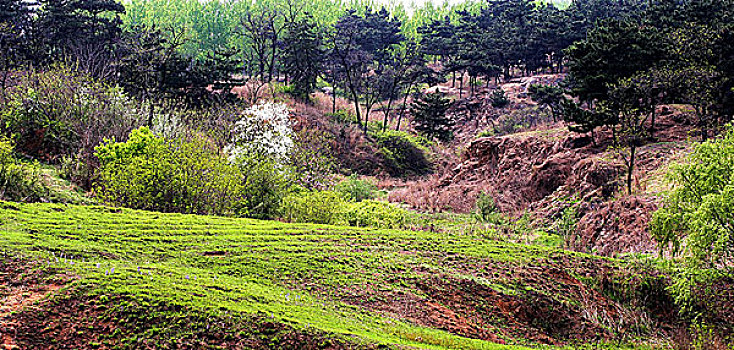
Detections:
0,201,665,349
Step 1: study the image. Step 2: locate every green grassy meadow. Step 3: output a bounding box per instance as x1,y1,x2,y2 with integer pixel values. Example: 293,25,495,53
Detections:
0,202,660,349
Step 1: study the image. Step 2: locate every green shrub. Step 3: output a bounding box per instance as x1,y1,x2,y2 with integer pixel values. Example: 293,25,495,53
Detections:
0,139,49,202
280,190,346,224
335,175,376,202
474,191,497,223
234,155,292,219
279,189,410,229
342,200,408,229
95,127,243,215
326,110,355,125
373,130,432,177
274,83,295,95
490,89,509,108
651,125,734,318
556,205,579,248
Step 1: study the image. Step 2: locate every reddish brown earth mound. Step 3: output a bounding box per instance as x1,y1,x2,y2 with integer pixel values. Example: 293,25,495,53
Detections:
390,128,621,214
330,253,681,346
390,111,696,257
574,196,659,256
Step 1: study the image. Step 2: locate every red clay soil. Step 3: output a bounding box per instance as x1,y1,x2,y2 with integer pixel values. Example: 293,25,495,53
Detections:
390,110,698,257
389,128,622,214
574,196,659,256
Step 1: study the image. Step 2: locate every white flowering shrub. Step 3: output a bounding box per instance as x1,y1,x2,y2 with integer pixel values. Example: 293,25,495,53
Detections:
222,102,296,219
225,102,294,166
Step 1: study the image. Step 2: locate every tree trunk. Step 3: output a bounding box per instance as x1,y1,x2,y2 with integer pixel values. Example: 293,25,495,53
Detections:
383,92,395,132
627,144,636,195
396,83,413,131
147,95,155,128
459,72,463,99
349,86,362,130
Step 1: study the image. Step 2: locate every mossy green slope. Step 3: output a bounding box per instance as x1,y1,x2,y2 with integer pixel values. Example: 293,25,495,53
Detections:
0,202,642,349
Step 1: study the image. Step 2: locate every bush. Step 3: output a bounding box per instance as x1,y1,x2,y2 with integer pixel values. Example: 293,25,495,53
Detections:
326,110,356,125
280,190,346,224
373,130,432,177
95,127,243,215
474,191,498,223
342,200,408,229
490,89,509,108
225,101,294,166
224,102,297,218
234,154,292,219
0,139,49,202
335,175,376,202
555,205,579,248
651,125,734,318
279,189,410,229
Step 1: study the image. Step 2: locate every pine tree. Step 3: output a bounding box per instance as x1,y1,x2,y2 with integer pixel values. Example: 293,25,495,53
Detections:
411,93,453,141
281,12,324,100
0,0,31,89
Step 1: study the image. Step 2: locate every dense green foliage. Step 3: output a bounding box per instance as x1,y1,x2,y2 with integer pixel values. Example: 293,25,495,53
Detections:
651,126,734,315
0,139,48,202
280,188,409,230
95,127,243,215
374,129,432,177
335,175,377,202
474,191,498,223
411,92,454,141
563,0,734,140
342,200,408,229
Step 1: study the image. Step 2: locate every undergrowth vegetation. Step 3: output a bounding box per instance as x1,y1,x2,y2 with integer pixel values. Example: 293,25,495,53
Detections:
0,139,48,202
95,127,244,215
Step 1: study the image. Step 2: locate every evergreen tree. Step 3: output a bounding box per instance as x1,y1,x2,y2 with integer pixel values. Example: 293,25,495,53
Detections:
328,7,405,130
411,92,453,141
529,84,566,122
33,0,125,66
566,18,663,104
281,12,324,100
0,0,32,88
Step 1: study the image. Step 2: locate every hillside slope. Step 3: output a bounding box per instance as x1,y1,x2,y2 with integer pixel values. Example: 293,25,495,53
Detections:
0,202,679,349
390,110,695,257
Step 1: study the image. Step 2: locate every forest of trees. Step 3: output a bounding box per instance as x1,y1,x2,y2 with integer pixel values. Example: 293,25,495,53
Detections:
10,0,731,133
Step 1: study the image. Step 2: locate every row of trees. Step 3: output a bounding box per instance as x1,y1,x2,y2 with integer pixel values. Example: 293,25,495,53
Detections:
6,0,732,148
418,0,651,91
